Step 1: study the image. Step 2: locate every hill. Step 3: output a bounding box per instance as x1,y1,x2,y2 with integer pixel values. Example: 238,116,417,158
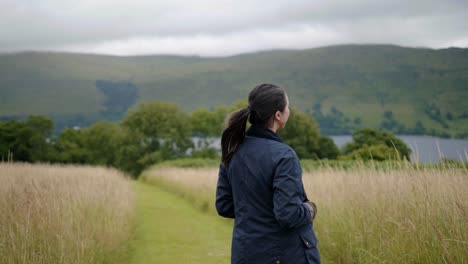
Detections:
0,44,467,137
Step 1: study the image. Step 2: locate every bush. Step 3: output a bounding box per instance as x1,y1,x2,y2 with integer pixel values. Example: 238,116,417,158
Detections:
317,135,340,159
343,144,401,161
153,158,220,168
278,108,320,159
344,128,411,160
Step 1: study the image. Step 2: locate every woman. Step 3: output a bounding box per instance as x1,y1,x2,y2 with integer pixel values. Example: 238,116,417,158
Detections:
216,83,320,264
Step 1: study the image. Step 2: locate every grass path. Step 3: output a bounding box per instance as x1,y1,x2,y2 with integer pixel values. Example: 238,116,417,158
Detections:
128,181,232,264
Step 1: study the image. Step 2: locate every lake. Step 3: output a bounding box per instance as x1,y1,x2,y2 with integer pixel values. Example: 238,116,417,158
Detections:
193,135,468,163
331,135,468,163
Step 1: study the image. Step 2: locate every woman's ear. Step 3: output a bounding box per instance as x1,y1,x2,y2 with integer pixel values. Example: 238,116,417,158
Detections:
274,110,281,121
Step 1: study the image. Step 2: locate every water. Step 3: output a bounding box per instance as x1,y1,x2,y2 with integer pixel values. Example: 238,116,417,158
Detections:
192,135,468,164
331,135,468,163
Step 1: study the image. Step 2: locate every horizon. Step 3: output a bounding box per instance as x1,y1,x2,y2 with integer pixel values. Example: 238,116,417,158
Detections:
1,43,467,58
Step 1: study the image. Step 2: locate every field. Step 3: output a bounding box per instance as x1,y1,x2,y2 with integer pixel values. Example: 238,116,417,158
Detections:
142,162,468,263
2,161,467,263
0,162,232,264
129,181,232,263
0,163,135,264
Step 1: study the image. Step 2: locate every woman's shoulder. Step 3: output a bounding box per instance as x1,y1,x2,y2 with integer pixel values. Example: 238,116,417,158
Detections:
280,144,300,161
243,136,300,161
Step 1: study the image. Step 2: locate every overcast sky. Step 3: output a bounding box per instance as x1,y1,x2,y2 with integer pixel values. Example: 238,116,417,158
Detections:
1,0,467,56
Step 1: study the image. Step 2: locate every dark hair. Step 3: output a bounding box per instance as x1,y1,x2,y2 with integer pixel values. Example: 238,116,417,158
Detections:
221,83,287,166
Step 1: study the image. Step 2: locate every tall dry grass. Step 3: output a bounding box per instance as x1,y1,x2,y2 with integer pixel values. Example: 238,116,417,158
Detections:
0,163,135,264
141,167,219,213
142,164,468,263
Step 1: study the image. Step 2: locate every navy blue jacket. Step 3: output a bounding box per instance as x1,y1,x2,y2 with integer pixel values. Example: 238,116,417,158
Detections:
216,125,320,264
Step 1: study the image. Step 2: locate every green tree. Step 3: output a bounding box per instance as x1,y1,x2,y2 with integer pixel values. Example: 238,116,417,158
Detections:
0,116,54,162
50,128,90,164
81,121,122,166
343,128,411,161
26,115,54,161
191,108,220,136
0,120,34,161
191,100,248,137
122,101,193,169
317,135,340,159
26,115,54,138
278,108,320,159
112,126,148,176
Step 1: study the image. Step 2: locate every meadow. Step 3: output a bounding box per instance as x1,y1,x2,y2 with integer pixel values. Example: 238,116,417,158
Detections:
142,161,468,263
2,159,466,263
0,163,135,264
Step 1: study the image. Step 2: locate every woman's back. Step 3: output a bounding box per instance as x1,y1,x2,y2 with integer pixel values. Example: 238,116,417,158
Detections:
216,83,320,263
216,125,320,264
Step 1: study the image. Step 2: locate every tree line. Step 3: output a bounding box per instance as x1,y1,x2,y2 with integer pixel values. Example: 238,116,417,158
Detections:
0,100,411,177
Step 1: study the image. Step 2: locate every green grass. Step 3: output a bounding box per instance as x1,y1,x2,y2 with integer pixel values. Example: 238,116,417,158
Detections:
141,164,468,263
128,181,232,264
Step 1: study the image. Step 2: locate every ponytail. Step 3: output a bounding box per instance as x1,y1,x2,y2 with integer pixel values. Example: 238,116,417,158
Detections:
221,107,250,166
221,83,287,166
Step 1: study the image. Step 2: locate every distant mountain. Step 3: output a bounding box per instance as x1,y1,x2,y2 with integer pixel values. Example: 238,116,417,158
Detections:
0,44,467,137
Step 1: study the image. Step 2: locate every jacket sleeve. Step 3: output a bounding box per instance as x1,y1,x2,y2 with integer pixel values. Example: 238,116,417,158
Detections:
273,156,312,229
215,163,235,218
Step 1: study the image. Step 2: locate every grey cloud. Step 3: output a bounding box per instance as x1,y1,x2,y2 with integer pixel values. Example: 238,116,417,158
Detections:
0,0,467,54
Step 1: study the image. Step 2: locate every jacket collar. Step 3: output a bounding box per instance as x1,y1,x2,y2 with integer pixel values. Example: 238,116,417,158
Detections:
246,124,284,143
